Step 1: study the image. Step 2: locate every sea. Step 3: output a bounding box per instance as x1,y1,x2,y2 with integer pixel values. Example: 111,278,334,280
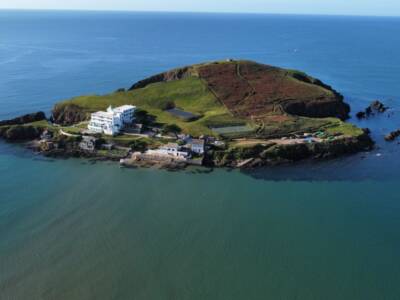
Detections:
1,10,400,300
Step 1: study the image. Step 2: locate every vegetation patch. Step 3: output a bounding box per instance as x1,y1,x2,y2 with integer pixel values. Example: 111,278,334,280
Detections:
196,60,347,119
324,120,364,137
260,116,338,138
54,77,243,137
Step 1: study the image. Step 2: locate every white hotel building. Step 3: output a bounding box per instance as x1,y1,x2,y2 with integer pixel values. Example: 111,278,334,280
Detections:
88,105,136,135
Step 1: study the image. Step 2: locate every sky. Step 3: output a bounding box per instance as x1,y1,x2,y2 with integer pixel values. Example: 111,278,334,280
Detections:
0,0,399,17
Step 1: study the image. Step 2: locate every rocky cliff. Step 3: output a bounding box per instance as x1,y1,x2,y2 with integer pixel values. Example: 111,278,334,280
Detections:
0,112,46,141
52,104,90,126
0,125,43,141
129,66,193,90
0,111,46,126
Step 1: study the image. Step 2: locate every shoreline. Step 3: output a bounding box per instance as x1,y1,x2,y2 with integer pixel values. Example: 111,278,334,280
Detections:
6,127,372,171
0,109,375,172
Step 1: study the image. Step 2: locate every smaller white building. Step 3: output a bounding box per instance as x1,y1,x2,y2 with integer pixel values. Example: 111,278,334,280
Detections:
88,105,136,135
188,139,205,154
146,143,189,159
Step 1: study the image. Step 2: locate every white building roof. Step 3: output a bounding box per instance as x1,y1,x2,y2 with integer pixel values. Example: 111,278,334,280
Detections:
113,105,136,113
92,111,114,118
161,143,180,150
92,105,136,118
191,139,205,146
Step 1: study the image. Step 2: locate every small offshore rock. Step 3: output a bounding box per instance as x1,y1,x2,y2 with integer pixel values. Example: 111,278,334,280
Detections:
384,129,400,142
356,100,388,119
362,128,371,135
370,100,388,113
356,111,366,119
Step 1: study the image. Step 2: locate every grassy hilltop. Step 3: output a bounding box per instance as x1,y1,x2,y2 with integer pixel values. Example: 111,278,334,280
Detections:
52,60,362,139
54,77,244,136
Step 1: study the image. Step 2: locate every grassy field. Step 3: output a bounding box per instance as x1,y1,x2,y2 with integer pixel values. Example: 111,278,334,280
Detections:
56,77,246,136
257,115,329,138
251,115,364,139
324,119,365,136
26,120,83,135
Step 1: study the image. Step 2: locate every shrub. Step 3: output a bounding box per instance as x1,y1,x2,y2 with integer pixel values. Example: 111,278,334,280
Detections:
130,139,148,152
162,124,182,135
160,101,176,111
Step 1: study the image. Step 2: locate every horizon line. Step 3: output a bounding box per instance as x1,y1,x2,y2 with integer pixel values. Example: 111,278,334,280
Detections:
1,8,400,18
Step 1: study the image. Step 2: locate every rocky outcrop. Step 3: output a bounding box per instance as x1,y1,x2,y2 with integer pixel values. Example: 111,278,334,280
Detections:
281,99,350,120
129,67,192,90
0,112,46,141
0,111,46,126
52,104,89,126
370,100,388,113
0,125,43,141
356,100,388,119
356,111,367,119
287,74,349,119
385,129,400,141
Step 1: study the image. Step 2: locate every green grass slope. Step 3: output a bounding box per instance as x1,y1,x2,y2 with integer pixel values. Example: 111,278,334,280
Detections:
54,77,247,136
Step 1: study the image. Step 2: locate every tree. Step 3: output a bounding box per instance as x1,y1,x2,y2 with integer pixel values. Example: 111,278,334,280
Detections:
135,109,149,121
130,139,148,152
135,109,155,125
160,101,175,111
162,124,181,137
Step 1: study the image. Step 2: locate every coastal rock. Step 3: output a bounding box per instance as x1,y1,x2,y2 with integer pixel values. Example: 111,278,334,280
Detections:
385,129,400,141
356,100,388,119
129,67,192,90
1,125,43,141
356,111,366,119
52,104,89,126
370,100,388,113
362,128,371,135
281,99,350,121
0,111,46,126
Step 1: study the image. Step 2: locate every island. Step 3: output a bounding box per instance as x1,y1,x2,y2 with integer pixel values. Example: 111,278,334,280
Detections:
0,60,373,169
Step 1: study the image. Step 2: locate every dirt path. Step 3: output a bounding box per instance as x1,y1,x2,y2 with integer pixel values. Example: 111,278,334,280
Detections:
59,129,80,137
235,62,257,115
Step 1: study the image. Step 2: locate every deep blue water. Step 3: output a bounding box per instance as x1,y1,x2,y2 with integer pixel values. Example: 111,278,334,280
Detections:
1,11,400,299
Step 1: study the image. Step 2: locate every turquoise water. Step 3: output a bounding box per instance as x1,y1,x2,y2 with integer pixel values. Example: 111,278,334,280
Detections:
1,11,400,299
